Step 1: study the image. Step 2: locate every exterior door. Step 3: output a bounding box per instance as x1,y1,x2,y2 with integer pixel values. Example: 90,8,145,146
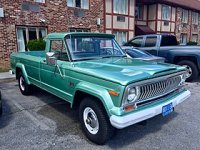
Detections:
40,39,71,102
139,36,158,56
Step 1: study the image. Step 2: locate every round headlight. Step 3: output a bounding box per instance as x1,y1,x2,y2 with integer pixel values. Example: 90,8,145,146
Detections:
179,72,188,86
127,93,136,101
127,88,137,102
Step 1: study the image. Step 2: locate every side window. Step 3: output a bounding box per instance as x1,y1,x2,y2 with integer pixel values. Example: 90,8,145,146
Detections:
161,36,178,46
50,40,69,61
128,37,143,47
50,40,66,52
144,37,157,47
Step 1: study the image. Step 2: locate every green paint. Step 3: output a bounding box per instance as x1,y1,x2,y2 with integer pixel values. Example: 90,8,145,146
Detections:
10,32,187,117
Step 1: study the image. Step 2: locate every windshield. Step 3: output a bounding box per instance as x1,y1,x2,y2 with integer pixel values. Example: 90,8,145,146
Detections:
65,36,126,61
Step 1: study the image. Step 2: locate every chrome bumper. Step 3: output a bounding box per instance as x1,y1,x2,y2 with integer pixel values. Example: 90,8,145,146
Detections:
110,90,191,129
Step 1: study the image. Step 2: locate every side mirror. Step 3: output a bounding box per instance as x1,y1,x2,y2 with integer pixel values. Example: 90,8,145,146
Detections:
46,52,57,66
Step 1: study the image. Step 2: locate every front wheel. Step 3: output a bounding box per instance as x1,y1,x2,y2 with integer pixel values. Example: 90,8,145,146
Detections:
177,60,199,82
79,97,115,145
18,72,32,95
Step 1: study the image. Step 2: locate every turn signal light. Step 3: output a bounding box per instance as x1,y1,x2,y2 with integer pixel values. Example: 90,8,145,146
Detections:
124,105,136,112
108,90,119,96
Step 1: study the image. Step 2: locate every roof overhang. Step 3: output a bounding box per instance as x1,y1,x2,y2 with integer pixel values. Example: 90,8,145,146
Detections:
135,25,155,36
136,0,200,12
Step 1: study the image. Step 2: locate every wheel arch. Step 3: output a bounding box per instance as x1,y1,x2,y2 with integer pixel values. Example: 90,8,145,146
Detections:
71,83,115,117
15,63,31,85
173,56,199,70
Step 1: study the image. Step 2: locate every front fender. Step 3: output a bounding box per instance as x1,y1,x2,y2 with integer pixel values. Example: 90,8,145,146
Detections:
16,63,31,85
73,82,116,117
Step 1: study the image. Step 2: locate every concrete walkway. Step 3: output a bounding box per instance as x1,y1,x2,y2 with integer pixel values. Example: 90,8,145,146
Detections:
0,71,15,82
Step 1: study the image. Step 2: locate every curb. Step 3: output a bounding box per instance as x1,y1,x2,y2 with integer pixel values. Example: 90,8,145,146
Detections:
0,71,15,83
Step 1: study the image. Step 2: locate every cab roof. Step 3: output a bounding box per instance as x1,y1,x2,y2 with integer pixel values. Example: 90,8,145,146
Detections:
47,32,115,39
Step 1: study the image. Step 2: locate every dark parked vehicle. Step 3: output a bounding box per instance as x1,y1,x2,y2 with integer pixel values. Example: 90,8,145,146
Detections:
123,34,200,81
122,47,165,63
0,91,2,115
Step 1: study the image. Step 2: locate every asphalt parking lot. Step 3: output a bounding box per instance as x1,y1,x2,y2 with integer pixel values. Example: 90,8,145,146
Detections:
0,80,200,150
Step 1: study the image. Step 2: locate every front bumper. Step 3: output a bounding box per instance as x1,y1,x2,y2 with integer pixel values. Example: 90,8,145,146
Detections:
110,90,191,129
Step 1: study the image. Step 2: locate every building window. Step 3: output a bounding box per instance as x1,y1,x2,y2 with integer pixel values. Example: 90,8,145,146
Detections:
135,5,143,20
182,9,188,23
162,5,171,20
16,27,47,52
69,28,90,32
67,0,89,9
34,0,45,3
180,33,187,44
192,12,199,25
113,0,128,15
113,31,127,45
192,34,198,43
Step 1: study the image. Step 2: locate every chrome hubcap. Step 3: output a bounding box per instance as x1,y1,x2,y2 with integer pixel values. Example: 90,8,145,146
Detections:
19,76,25,91
83,107,99,134
183,65,192,77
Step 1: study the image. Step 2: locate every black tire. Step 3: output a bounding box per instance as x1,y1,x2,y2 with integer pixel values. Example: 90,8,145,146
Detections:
18,72,32,95
177,60,199,82
79,97,115,145
0,91,2,116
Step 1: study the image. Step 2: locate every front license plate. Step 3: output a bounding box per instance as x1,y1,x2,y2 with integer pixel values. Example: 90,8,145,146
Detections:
162,103,173,117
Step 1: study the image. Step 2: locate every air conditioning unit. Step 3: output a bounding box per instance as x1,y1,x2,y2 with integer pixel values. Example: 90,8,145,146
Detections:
0,8,4,17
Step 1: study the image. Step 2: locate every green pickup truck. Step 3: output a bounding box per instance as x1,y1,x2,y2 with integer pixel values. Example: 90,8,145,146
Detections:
11,32,191,144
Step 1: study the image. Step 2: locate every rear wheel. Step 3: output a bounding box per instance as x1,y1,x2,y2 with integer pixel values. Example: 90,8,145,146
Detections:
18,72,32,95
178,60,198,82
79,97,115,145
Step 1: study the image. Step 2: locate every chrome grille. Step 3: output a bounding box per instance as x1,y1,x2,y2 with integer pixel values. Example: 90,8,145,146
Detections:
137,75,181,103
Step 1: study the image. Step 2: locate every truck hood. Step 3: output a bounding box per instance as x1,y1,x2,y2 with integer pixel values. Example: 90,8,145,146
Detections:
72,57,184,85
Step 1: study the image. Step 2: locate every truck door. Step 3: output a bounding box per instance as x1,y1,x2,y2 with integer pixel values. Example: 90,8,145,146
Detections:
139,36,158,56
40,39,71,102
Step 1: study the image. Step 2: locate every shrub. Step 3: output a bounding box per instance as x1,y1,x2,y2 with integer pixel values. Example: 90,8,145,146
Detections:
187,41,198,46
27,38,46,51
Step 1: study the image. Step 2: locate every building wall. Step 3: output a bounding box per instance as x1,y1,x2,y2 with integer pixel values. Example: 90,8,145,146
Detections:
135,5,147,26
0,0,104,69
175,7,200,43
136,2,200,44
148,4,157,31
157,4,176,34
105,0,135,44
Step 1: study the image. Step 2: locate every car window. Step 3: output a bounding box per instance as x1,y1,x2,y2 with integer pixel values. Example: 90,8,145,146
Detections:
50,40,69,61
66,36,125,61
127,37,143,47
161,35,178,46
50,40,65,52
144,37,157,47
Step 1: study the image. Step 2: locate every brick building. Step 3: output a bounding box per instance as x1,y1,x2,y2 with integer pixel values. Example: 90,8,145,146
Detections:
135,0,200,44
0,0,104,69
1,0,200,70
